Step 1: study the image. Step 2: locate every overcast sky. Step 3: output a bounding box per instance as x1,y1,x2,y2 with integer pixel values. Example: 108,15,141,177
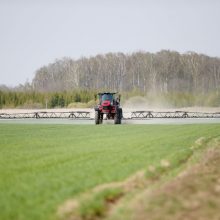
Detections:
0,0,220,86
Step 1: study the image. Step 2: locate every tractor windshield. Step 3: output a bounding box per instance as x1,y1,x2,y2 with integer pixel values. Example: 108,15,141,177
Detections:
101,94,113,102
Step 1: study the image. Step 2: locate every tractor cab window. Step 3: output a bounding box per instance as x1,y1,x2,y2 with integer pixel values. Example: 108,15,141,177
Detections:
101,94,113,102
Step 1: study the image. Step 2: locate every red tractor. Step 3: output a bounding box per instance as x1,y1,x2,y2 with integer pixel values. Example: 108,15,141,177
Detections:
94,92,123,124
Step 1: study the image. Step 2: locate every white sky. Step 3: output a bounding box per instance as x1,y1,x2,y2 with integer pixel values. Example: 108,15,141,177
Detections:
0,0,220,86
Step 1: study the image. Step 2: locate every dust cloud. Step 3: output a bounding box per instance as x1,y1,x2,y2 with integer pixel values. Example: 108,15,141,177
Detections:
122,96,174,112
121,96,220,113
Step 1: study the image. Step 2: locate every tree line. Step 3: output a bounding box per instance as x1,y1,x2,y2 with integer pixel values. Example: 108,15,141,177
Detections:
32,50,220,96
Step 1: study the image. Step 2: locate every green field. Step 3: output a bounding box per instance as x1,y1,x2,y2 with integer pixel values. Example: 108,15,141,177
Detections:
0,123,220,220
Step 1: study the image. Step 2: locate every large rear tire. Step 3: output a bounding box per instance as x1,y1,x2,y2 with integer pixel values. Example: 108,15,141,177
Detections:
114,109,122,124
95,111,100,124
118,108,122,124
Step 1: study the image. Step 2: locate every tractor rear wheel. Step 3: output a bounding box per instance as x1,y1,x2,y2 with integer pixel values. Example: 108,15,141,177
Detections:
95,111,100,124
118,108,122,124
114,109,122,124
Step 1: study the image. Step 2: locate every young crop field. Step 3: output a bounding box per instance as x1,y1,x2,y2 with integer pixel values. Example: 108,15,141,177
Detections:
0,123,220,220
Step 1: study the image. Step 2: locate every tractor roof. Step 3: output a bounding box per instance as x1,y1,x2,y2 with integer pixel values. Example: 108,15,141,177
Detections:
98,92,117,95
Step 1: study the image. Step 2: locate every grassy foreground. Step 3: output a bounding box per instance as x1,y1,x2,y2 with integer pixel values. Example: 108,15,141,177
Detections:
0,123,220,220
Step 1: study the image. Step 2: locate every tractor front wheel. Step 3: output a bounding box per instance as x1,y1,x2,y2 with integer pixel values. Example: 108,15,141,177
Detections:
95,111,100,124
99,113,103,124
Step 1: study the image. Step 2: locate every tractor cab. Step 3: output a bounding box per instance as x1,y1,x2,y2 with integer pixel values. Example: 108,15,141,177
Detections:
100,93,113,102
98,93,119,105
